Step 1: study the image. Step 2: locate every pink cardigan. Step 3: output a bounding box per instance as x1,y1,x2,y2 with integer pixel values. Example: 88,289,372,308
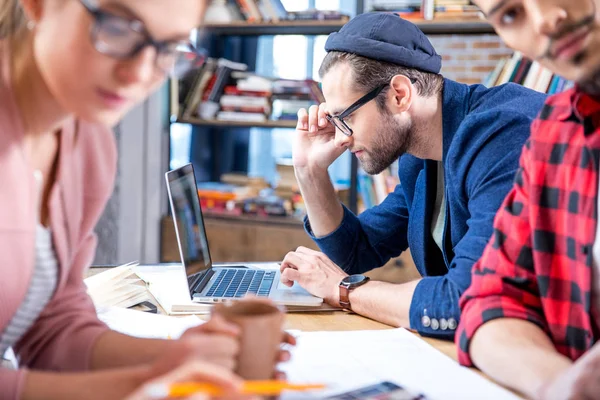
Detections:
0,42,116,399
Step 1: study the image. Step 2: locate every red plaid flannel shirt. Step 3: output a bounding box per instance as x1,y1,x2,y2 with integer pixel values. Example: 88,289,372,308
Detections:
457,88,600,366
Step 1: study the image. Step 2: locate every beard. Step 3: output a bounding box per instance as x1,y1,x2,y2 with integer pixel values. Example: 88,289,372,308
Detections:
359,110,413,175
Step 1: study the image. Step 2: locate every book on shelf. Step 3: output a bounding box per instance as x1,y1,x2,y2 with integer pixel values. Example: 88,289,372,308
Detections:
216,110,267,122
204,0,349,24
177,58,216,120
285,10,350,21
205,0,245,22
239,0,263,22
221,172,271,187
275,158,298,194
484,52,574,94
175,57,324,125
371,0,484,21
198,58,249,120
193,175,299,218
190,164,357,220
257,0,281,22
189,167,355,220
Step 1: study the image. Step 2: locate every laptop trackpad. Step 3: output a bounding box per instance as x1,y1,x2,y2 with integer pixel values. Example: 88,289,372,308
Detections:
277,280,312,294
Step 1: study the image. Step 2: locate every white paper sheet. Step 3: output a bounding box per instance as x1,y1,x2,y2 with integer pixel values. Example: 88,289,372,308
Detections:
278,328,520,400
97,307,203,339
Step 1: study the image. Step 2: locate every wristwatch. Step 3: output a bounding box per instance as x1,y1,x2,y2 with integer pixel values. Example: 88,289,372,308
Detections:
339,274,370,310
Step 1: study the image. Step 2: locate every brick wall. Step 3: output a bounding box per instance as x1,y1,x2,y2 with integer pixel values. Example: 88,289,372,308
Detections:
428,34,513,85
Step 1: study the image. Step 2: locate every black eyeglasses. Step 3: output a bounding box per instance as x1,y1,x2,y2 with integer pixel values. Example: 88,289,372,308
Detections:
79,0,206,78
325,84,388,137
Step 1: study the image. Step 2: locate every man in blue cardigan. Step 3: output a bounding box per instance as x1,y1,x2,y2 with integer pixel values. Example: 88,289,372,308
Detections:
279,12,546,339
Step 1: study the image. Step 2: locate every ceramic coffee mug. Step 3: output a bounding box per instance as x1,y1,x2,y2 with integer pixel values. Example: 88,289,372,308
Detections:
211,299,285,380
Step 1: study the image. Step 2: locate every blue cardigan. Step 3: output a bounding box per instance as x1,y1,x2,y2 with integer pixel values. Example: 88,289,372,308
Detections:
305,79,546,339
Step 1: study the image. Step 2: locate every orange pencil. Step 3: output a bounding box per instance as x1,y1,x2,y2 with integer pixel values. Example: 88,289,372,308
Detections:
147,380,326,398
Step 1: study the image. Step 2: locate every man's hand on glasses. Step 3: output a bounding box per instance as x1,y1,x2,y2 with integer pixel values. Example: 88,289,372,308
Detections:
293,103,347,173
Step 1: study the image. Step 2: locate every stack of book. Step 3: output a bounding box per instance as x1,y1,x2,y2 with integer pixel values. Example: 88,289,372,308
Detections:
271,80,324,121
197,175,270,216
218,79,272,123
205,0,350,23
286,10,351,21
174,58,246,121
430,0,483,19
371,0,423,19
370,0,483,21
173,57,325,124
484,52,574,94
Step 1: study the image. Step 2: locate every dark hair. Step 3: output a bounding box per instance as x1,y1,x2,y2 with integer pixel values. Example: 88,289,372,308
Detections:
0,0,26,38
319,51,444,110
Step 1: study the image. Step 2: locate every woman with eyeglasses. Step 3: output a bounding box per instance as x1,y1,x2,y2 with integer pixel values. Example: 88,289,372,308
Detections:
0,0,289,398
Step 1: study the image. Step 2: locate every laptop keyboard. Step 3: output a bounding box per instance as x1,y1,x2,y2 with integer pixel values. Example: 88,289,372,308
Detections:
205,269,276,298
188,274,200,288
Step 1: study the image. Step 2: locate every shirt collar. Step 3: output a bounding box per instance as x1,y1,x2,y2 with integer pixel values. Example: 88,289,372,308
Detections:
562,87,600,136
573,87,600,119
441,78,470,163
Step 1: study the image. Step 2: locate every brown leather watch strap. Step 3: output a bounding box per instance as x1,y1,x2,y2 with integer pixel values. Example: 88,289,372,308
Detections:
339,275,370,310
339,284,351,310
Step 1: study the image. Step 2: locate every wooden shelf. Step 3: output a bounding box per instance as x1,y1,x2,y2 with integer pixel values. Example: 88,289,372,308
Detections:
203,20,348,35
411,18,495,34
177,117,296,129
203,19,495,35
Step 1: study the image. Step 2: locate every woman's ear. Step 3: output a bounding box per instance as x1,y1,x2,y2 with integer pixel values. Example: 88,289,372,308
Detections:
19,0,44,24
389,74,413,113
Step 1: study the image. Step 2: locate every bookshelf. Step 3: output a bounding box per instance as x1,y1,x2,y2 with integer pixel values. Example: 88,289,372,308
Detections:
483,51,573,94
161,1,509,268
202,19,494,36
174,15,496,216
170,2,500,228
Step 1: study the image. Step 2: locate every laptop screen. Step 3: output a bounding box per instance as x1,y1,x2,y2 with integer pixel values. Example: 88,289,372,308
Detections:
166,164,212,277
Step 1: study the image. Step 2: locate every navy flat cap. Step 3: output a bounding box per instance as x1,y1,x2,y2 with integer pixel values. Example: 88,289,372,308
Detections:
325,12,442,74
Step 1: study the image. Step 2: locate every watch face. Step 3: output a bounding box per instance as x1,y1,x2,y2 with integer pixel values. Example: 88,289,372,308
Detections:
343,274,367,285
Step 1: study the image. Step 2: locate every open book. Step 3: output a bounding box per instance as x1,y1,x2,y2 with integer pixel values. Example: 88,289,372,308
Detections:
135,264,213,315
85,262,152,309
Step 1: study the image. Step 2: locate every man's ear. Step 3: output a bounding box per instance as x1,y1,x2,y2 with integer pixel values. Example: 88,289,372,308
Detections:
19,0,44,23
388,74,413,113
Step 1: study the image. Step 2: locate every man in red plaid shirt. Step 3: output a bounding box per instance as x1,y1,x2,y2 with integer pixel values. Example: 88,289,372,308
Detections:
458,0,600,399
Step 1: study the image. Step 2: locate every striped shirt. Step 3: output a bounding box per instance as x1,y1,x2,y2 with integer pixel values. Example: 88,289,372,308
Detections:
0,225,59,359
0,171,59,361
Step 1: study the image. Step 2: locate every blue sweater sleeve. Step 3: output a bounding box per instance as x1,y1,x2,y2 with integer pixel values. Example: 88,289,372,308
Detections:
409,111,534,339
304,183,410,274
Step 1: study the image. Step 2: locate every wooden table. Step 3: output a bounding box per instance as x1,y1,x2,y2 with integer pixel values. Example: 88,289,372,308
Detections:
88,267,458,363
88,267,516,397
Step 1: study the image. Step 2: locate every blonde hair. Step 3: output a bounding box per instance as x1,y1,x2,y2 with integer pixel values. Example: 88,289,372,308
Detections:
0,0,26,38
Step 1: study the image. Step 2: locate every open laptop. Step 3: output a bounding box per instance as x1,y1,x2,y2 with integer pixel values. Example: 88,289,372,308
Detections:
165,163,323,307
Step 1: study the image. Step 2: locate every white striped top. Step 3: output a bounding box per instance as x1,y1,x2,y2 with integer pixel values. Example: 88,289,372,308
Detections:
0,171,59,360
